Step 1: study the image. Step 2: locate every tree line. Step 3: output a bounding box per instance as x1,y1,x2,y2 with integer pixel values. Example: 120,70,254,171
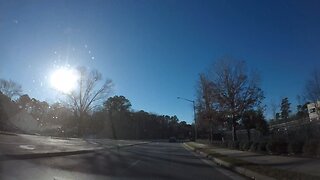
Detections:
195,56,320,142
269,97,309,125
1,59,319,141
0,67,192,139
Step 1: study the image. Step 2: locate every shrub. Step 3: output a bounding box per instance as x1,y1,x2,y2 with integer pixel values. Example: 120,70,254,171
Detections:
239,141,252,151
257,141,267,152
221,140,228,148
266,139,288,154
288,141,304,155
211,141,222,147
228,141,240,149
303,139,319,156
239,141,245,150
249,142,259,152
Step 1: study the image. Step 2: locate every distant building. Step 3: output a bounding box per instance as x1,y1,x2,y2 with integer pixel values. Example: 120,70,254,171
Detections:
307,101,320,121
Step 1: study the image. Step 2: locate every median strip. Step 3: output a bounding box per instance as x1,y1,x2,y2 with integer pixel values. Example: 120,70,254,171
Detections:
0,141,150,160
184,142,320,180
3,149,99,160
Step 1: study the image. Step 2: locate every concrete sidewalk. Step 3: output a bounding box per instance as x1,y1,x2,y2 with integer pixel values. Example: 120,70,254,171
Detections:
185,142,320,180
212,146,320,177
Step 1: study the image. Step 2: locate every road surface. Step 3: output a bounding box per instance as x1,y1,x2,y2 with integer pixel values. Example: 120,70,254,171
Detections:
0,142,246,180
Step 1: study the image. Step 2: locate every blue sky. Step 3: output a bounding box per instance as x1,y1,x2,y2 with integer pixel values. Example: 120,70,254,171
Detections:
1,0,320,123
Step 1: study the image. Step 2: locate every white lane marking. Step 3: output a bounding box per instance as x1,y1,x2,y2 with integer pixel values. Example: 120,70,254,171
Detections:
182,144,246,180
129,160,141,168
19,145,35,150
53,177,73,180
87,141,99,145
120,160,141,174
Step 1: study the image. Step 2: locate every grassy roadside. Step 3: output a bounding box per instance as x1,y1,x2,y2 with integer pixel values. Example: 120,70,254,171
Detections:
186,142,320,180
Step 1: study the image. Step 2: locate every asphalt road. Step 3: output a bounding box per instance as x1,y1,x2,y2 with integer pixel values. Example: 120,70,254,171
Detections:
0,142,246,180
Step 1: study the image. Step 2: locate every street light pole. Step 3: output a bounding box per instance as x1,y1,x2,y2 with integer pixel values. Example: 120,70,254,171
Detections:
177,97,197,141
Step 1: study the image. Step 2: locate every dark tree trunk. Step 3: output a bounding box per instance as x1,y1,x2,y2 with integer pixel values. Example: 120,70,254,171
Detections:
247,129,251,141
77,113,84,137
232,120,237,142
210,122,213,143
109,112,117,139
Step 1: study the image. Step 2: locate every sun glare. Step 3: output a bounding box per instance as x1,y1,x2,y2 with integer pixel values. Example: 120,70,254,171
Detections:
50,67,79,94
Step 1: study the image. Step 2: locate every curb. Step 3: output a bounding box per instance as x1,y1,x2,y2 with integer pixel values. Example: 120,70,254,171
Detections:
0,131,18,136
1,142,150,160
109,142,150,150
183,143,275,180
2,149,100,160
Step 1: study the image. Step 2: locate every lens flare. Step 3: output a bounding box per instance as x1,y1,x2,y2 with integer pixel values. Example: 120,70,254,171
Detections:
50,67,79,93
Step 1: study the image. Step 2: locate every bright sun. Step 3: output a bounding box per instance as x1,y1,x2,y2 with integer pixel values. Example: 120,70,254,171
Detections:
50,67,79,94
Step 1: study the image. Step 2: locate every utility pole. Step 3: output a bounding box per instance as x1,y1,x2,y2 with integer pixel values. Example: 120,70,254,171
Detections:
177,97,197,141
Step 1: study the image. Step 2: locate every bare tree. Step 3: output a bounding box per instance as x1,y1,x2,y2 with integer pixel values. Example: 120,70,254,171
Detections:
208,57,264,141
196,73,218,142
66,67,113,135
305,69,320,102
0,79,22,99
196,74,216,111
